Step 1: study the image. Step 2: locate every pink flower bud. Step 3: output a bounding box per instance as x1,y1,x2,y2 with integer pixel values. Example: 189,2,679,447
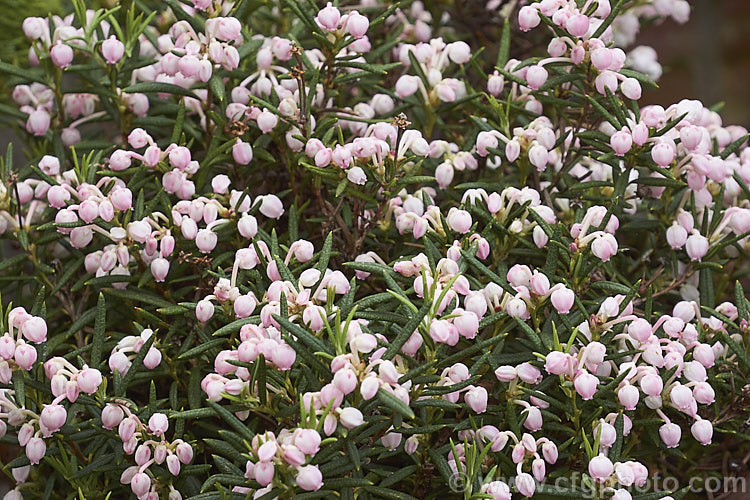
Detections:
517,363,542,384
666,224,688,249
196,300,214,322
143,347,162,369
18,423,34,446
178,54,201,77
259,195,284,219
22,17,46,39
632,123,649,146
195,229,218,253
148,412,169,436
360,375,380,399
545,351,571,375
515,472,536,497
110,188,133,211
257,109,278,134
591,233,618,262
691,418,712,445
621,78,642,100
21,316,47,343
77,367,102,394
588,454,614,482
574,371,598,400
296,464,323,491
618,384,639,410
269,343,294,371
102,404,124,429
102,36,125,64
680,125,702,151
693,382,715,405
528,144,549,171
494,365,517,382
315,2,341,31
294,429,321,455
651,143,675,167
518,6,541,31
127,220,151,243
591,48,613,70
332,145,352,168
345,11,369,38
640,373,663,397
168,146,191,170
25,437,46,465
26,108,50,136
177,441,194,464
39,155,60,175
487,71,505,96
338,407,364,429
14,343,37,370
550,287,575,314
333,368,358,395
595,71,618,95
135,444,151,466
50,41,74,68
40,404,67,435
473,132,498,158
523,406,543,431
0,335,14,360
109,351,131,375
130,472,151,497
525,65,548,90
692,343,715,368
685,232,708,261
539,441,557,465
659,422,681,448
212,16,241,41
610,130,633,156
447,208,472,233
566,14,590,37
465,386,488,413
505,139,521,162
150,257,170,282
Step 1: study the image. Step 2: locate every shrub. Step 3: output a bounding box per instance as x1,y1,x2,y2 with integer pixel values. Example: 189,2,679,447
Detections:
0,0,748,499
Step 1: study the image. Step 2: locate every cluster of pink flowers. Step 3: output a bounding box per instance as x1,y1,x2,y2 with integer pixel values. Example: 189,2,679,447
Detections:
0,308,48,377
237,428,323,493
110,409,193,499
2,0,750,497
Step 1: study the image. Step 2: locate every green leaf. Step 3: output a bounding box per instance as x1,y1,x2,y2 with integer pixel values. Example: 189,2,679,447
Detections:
698,267,714,308
0,61,45,83
592,0,625,38
171,101,187,144
735,281,748,321
716,329,750,371
273,314,331,355
206,400,254,441
382,299,431,360
496,18,511,68
208,73,226,102
121,332,156,388
178,338,226,360
377,387,415,420
363,486,419,500
720,133,748,159
91,293,106,367
122,82,199,99
316,232,334,275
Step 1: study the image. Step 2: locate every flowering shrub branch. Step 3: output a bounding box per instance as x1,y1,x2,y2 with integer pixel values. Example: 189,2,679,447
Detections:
0,0,747,499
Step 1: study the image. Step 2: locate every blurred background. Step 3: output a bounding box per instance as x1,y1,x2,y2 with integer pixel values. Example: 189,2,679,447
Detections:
639,0,750,128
